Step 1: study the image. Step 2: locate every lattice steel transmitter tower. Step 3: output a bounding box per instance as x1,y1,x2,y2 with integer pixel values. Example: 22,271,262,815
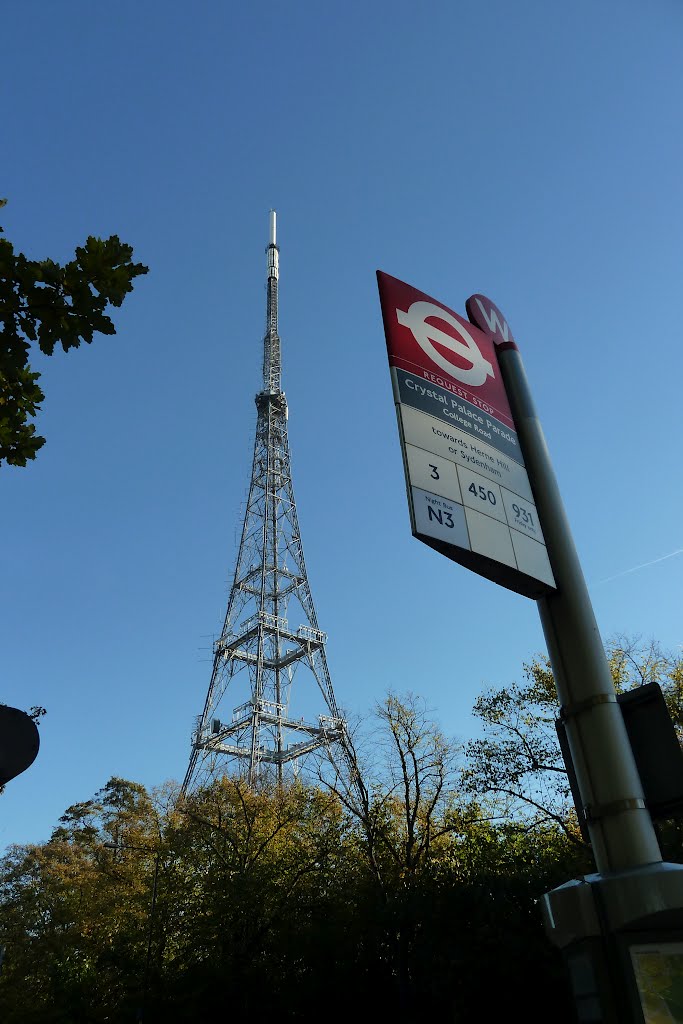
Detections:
182,212,345,793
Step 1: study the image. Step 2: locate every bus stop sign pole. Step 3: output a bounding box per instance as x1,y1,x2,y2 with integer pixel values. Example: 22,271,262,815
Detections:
466,293,683,1024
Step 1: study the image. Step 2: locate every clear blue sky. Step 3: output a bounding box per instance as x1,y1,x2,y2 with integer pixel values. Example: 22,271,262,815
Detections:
2,0,682,851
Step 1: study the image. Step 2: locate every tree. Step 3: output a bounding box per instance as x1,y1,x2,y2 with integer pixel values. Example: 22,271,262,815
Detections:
463,636,683,860
0,761,582,1024
463,654,580,840
323,693,465,893
0,778,158,1022
321,693,578,1023
321,693,475,1017
0,200,148,467
167,777,348,1019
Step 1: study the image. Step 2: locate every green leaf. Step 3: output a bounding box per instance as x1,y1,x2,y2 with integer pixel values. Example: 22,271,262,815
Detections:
0,221,148,467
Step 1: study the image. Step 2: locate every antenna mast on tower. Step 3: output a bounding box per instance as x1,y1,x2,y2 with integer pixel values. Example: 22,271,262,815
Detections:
182,212,346,792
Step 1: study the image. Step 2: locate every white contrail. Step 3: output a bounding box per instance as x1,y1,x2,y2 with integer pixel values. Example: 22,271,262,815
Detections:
593,547,683,586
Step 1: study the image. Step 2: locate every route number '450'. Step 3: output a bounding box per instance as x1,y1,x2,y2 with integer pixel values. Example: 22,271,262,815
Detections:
469,482,496,506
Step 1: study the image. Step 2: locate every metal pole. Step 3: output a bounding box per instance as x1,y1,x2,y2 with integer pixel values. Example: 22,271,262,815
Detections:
496,343,661,874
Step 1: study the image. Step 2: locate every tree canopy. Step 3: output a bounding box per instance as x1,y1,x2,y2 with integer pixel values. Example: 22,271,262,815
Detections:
0,698,583,1024
0,201,148,467
2,642,680,1022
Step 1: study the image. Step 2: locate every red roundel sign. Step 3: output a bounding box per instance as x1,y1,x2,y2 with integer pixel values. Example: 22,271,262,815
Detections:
377,271,515,431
